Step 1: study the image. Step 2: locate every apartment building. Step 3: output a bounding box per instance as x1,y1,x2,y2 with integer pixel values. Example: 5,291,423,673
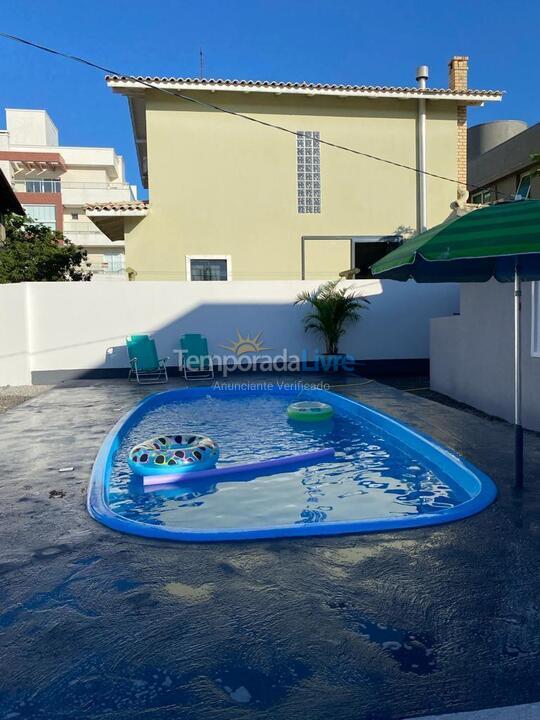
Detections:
0,108,138,278
468,119,540,203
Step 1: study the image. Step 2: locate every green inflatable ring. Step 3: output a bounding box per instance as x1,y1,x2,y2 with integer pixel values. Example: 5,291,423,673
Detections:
287,401,334,422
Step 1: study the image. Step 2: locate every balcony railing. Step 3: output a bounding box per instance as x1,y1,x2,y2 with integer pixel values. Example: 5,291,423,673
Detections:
13,180,137,202
61,227,124,247
90,262,127,280
63,224,108,233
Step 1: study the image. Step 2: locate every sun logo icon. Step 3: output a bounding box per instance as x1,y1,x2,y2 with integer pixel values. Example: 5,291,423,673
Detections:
221,330,271,356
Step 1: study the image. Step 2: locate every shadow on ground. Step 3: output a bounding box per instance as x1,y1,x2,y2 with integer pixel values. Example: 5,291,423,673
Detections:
0,374,539,720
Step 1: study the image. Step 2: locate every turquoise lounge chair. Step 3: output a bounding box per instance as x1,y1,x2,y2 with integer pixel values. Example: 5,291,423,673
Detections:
126,335,169,384
177,333,214,380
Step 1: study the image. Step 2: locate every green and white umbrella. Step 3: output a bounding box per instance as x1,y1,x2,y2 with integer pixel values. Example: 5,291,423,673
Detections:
372,199,540,487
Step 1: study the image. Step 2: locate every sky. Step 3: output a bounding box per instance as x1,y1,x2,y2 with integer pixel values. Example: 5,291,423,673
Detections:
1,0,539,199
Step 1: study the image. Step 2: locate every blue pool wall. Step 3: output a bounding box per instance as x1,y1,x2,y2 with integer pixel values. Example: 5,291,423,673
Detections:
88,386,497,542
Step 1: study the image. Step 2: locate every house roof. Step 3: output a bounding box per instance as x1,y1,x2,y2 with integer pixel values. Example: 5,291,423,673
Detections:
468,122,540,190
86,200,148,213
0,168,24,215
106,74,503,189
85,201,148,242
106,75,503,102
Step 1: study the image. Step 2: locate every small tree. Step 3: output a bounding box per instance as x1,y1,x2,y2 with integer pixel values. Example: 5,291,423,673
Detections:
0,212,91,283
394,224,417,240
295,279,370,355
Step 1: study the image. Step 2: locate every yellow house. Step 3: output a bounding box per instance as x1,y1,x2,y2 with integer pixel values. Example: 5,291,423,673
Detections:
88,57,501,281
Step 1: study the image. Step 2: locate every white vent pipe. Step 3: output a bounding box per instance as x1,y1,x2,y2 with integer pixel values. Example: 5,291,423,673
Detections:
416,65,429,232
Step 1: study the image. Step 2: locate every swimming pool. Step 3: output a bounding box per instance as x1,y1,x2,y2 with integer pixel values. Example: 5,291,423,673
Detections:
88,387,497,541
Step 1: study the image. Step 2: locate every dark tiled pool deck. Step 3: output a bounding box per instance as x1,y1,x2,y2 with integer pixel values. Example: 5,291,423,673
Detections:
1,375,539,720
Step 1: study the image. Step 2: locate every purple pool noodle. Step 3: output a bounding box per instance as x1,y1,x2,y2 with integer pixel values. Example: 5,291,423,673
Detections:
143,447,336,488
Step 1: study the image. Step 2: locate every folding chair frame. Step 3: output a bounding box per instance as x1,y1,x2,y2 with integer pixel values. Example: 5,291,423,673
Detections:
175,349,215,381
128,356,169,385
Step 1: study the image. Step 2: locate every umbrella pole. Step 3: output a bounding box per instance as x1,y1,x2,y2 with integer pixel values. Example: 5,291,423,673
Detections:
514,268,524,488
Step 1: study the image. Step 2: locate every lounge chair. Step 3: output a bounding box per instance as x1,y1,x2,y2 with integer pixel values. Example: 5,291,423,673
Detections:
126,335,169,384
176,333,214,380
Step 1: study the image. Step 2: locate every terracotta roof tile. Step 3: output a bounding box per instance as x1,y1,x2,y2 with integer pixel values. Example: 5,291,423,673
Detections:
106,75,503,98
85,200,148,212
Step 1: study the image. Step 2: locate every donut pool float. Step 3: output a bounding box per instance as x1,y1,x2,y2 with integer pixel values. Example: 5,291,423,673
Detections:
128,434,219,476
287,401,334,422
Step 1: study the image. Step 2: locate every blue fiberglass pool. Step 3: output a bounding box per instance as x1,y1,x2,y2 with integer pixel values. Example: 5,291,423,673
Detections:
88,387,497,542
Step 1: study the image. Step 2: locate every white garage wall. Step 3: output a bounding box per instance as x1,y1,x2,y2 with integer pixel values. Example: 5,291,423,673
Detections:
0,280,458,385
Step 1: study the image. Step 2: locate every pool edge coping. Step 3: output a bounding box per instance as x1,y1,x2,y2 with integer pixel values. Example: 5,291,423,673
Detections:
87,386,498,542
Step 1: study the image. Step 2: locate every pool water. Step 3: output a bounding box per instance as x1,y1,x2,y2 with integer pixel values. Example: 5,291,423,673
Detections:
108,394,467,532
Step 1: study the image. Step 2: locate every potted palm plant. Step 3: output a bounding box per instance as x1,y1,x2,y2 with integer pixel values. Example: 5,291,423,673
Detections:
295,280,370,371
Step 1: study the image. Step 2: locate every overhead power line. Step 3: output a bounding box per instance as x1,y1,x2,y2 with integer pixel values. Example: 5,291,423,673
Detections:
0,30,510,199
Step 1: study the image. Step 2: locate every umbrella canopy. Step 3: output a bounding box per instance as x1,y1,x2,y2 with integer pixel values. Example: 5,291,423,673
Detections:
372,200,540,282
371,199,540,489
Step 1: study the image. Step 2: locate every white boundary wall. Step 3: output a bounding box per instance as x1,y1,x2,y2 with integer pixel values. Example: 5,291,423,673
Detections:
0,280,458,385
431,280,540,431
0,284,31,386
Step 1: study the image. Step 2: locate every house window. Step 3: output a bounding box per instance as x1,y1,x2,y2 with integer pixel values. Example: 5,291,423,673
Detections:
71,213,79,220
353,236,403,279
23,204,56,230
297,131,320,213
25,178,61,193
187,256,231,281
102,253,125,273
471,189,492,204
516,173,532,200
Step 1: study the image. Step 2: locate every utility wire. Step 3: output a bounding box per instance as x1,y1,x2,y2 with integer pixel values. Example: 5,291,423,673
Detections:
0,30,511,200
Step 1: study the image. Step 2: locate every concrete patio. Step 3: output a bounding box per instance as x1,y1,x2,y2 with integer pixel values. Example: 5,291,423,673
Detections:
1,374,539,720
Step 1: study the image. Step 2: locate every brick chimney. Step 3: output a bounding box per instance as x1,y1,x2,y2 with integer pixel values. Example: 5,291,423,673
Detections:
449,56,469,194
448,56,469,91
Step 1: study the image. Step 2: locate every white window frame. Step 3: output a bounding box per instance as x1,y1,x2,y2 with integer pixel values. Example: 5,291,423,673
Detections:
531,282,540,357
516,172,532,200
186,255,232,282
102,252,125,274
25,178,61,193
23,204,56,230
